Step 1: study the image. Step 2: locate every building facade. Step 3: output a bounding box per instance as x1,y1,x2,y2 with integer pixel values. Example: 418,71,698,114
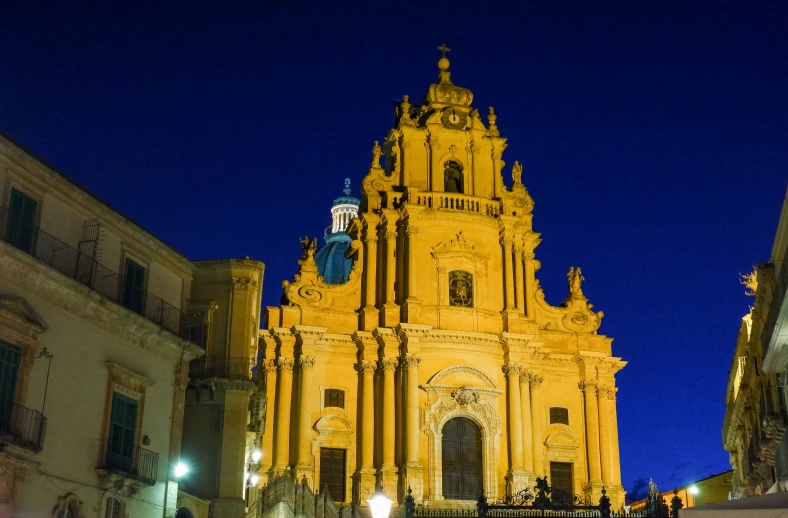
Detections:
262,51,627,509
0,133,265,518
723,188,788,497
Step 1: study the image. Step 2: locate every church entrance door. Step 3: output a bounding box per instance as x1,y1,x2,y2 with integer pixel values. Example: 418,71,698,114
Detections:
442,417,482,500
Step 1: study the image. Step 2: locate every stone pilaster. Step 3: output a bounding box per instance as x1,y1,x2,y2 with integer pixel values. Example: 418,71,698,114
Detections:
296,356,316,485
272,357,294,474
354,360,378,504
503,363,527,493
402,353,424,501
529,374,545,476
580,381,602,483
374,327,400,497
382,222,400,327
519,371,534,475
403,223,421,323
361,225,380,330
514,245,526,315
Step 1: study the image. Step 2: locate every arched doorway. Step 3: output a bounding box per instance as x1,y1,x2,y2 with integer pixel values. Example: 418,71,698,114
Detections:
442,417,482,500
175,508,194,518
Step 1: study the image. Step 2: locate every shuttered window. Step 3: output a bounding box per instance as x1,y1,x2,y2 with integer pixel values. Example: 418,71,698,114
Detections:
105,496,122,518
0,340,21,431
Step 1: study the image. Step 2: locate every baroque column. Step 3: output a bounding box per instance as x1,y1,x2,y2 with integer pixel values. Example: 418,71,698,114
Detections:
382,225,399,327
519,371,534,474
503,236,515,309
361,231,380,330
529,374,545,476
273,358,295,474
404,224,421,323
514,246,526,314
504,363,527,492
580,381,603,483
296,356,316,484
403,353,424,499
378,358,399,496
356,360,377,503
597,385,617,486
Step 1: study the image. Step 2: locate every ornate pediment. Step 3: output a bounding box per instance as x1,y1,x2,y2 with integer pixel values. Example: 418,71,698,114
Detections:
431,232,485,259
314,413,353,435
427,364,498,389
0,296,48,335
282,237,363,311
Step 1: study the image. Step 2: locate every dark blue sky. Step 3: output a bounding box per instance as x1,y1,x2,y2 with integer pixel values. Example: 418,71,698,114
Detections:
2,1,787,499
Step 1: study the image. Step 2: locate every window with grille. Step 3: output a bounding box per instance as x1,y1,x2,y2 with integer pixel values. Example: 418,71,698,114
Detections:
549,407,569,425
324,389,345,409
105,496,122,518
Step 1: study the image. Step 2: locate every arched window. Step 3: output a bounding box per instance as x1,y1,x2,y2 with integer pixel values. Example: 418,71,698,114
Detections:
444,160,464,193
449,270,473,307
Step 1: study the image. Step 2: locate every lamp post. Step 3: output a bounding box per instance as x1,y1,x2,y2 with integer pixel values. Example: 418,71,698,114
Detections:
367,490,393,518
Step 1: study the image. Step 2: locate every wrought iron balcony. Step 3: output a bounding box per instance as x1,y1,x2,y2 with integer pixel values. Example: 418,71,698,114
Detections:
98,439,159,485
189,356,257,380
0,206,200,345
0,402,47,452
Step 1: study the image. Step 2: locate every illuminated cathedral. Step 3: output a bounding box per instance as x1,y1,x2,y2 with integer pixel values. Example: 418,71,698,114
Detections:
259,47,626,509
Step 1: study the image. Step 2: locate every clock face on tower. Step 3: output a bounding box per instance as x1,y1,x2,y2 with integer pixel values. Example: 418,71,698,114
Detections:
441,108,467,130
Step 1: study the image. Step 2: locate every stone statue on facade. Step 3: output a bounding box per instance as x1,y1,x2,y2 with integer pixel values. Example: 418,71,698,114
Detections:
299,236,318,261
371,140,382,168
512,161,523,184
568,266,584,297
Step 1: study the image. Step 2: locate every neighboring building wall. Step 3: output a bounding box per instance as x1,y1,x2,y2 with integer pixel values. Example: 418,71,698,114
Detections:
182,259,265,518
0,135,203,516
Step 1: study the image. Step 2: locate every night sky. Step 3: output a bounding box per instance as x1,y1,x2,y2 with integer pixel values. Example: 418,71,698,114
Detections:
2,1,787,500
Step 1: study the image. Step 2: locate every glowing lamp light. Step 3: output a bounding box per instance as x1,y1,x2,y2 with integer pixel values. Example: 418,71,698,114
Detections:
250,474,260,486
252,449,262,463
367,490,393,518
174,462,188,478
688,485,699,496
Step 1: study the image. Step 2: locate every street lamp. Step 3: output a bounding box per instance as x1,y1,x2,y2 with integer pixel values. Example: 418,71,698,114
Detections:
367,490,393,518
174,462,189,478
688,485,699,496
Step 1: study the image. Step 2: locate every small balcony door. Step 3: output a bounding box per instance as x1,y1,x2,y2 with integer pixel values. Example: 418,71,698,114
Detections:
121,258,146,314
0,340,21,433
6,188,37,253
107,392,138,473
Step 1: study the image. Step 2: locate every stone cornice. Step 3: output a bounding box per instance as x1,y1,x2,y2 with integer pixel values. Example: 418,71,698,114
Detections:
423,329,500,348
0,243,203,364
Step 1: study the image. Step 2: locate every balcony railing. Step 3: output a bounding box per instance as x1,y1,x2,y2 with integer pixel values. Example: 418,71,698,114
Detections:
189,356,257,380
0,206,199,344
98,439,159,485
0,402,47,452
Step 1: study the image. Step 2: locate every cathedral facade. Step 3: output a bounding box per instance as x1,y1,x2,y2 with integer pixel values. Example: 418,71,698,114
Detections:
261,50,626,509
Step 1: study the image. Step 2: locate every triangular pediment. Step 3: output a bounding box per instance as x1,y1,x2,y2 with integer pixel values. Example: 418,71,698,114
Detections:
0,296,48,333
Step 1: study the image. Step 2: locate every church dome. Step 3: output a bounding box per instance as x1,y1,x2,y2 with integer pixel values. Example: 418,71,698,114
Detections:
316,178,358,285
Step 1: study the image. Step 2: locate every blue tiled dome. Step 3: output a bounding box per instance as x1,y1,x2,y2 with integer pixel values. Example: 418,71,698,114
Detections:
315,233,353,285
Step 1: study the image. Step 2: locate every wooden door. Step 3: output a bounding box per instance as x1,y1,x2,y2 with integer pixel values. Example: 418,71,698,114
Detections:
442,417,482,500
319,447,346,502
550,462,573,503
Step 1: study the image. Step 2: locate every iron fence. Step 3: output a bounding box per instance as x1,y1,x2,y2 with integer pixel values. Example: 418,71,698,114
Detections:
406,478,684,518
0,402,46,451
98,439,159,485
0,206,200,344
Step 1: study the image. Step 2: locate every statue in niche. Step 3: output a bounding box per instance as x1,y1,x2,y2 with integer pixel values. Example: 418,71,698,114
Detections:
512,161,523,184
444,160,464,193
449,270,473,307
371,140,382,168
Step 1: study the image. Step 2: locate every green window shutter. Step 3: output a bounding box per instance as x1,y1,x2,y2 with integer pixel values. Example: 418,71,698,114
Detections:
7,188,37,253
0,341,21,431
107,392,138,472
122,258,146,314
